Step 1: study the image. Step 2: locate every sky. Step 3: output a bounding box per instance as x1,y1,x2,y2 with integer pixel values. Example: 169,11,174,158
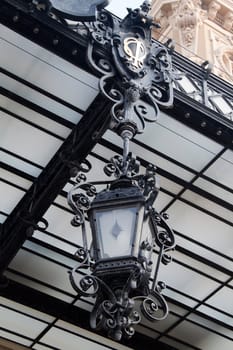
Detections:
106,0,143,18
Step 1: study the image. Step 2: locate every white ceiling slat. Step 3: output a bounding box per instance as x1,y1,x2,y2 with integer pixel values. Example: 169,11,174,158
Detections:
0,297,55,323
103,130,195,182
194,178,233,206
0,26,99,111
0,306,48,339
0,168,32,190
159,260,220,301
1,149,42,178
137,114,223,172
1,73,83,123
204,156,233,190
5,270,74,304
169,320,233,350
181,190,233,223
0,112,63,166
9,250,75,296
0,181,25,215
0,95,72,138
167,200,233,259
206,287,233,316
0,330,32,347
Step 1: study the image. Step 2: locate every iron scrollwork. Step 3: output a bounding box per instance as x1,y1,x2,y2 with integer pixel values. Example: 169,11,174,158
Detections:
68,150,175,341
42,0,177,341
85,1,175,136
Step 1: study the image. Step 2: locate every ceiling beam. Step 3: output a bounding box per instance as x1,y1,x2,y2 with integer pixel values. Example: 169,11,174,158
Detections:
0,279,177,350
0,94,112,275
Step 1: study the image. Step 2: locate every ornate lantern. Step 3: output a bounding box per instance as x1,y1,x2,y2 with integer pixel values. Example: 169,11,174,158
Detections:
64,0,176,342
68,147,175,340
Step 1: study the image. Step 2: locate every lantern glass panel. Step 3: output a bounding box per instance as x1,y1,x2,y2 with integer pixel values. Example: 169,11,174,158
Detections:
95,206,138,259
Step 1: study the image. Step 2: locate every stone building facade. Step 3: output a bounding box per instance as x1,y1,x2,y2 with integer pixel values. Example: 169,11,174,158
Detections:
151,0,233,83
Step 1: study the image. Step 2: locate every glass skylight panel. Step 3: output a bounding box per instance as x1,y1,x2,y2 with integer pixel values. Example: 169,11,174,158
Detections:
197,305,233,328
153,191,173,212
194,178,233,206
0,306,48,339
23,240,77,269
209,95,233,116
55,320,133,350
187,313,233,338
1,150,42,178
167,200,233,258
33,345,53,350
160,336,196,350
32,231,78,256
206,287,233,316
141,312,179,333
43,205,87,247
1,113,63,167
1,73,83,124
204,157,233,190
0,95,72,139
158,260,220,300
221,149,233,163
0,330,32,347
0,24,99,89
181,190,233,223
9,249,75,296
175,75,199,94
0,297,55,323
0,168,32,191
154,112,223,154
169,320,233,350
103,131,195,182
176,234,233,272
0,181,25,215
40,327,114,350
6,270,74,303
172,250,229,282
136,114,222,172
0,29,99,111
159,176,183,195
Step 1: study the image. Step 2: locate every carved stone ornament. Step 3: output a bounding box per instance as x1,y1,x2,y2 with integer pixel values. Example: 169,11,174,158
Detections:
50,0,110,21
85,1,175,136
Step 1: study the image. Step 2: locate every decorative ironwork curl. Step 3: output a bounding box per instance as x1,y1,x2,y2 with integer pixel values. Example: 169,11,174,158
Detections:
69,258,99,297
134,290,169,321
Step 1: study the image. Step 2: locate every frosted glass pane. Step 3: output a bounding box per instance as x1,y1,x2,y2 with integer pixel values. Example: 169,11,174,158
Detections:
41,327,111,350
207,287,233,315
103,131,194,181
181,190,233,222
0,182,25,214
195,178,233,206
0,112,62,166
1,168,32,187
170,320,233,350
198,305,233,328
0,95,71,138
177,75,198,94
96,207,137,258
0,306,47,338
0,330,32,346
167,201,233,257
5,271,74,304
0,297,54,323
9,250,75,295
159,261,219,300
1,150,42,177
205,158,233,189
